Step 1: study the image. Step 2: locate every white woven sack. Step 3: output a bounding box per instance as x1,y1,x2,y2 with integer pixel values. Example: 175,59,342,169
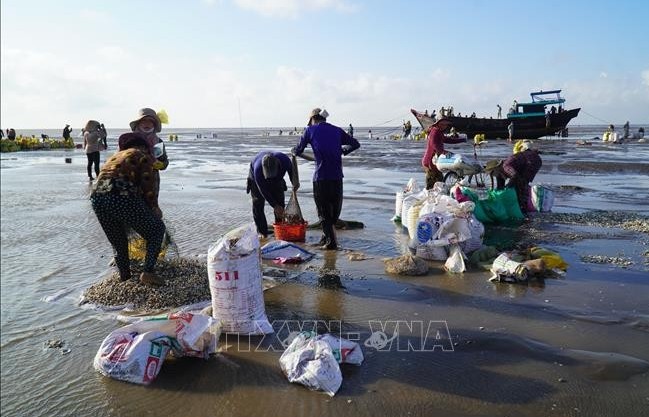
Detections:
207,223,273,335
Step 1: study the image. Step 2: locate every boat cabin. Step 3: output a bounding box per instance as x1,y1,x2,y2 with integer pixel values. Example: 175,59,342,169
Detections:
508,89,566,119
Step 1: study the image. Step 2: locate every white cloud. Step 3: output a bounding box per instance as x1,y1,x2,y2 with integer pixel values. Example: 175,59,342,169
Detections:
233,0,358,18
600,72,608,78
78,8,108,21
95,46,127,62
2,41,648,129
642,69,649,88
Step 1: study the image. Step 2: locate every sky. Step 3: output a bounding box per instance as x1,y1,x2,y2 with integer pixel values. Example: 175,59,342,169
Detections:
1,0,648,129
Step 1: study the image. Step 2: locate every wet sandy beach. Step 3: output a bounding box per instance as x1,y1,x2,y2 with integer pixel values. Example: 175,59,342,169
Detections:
1,127,648,416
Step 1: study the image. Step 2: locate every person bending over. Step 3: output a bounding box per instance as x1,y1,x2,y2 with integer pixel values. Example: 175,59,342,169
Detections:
247,151,297,237
90,133,166,286
485,142,542,214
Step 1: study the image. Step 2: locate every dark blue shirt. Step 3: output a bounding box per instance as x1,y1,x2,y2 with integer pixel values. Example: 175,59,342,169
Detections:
250,151,293,207
293,122,360,181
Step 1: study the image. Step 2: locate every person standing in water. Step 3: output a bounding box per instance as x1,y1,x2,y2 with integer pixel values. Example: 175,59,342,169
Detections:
84,120,103,180
421,118,466,189
62,124,72,141
99,123,108,149
292,108,360,250
90,132,167,285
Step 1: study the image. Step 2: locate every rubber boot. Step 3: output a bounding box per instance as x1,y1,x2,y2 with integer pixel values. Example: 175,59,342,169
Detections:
321,229,338,250
118,266,131,282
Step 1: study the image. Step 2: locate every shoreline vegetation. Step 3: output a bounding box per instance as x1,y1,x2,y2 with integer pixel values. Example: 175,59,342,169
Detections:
1,136,76,152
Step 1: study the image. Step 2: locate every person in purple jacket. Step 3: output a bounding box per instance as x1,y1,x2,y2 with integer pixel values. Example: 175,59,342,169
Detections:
247,151,296,237
292,108,361,250
484,141,542,214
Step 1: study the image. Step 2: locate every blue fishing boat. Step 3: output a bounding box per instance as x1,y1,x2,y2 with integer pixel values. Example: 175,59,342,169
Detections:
412,89,580,139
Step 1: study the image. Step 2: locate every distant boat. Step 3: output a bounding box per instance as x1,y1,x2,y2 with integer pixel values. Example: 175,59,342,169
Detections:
412,89,581,139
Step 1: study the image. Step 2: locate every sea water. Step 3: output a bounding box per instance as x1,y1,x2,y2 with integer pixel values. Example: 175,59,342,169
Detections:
1,125,648,417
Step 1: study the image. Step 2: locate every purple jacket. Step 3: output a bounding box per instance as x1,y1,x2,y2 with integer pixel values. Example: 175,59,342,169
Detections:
293,122,360,181
503,149,542,182
250,151,293,207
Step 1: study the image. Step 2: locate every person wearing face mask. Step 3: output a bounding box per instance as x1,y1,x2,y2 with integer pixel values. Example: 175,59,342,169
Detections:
129,108,169,199
129,108,169,171
91,133,166,286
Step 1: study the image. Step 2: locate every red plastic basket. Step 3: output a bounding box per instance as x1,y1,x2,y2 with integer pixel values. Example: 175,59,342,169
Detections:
273,221,307,242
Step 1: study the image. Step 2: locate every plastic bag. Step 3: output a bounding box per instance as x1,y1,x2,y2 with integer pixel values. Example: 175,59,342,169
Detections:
156,109,169,125
127,225,178,261
415,241,448,261
444,244,466,273
93,312,220,385
207,224,273,335
404,178,419,193
279,332,363,397
435,217,472,245
531,185,555,212
406,203,423,240
530,247,568,270
401,190,428,227
478,188,524,224
260,240,314,262
459,214,484,255
513,139,533,154
489,253,529,283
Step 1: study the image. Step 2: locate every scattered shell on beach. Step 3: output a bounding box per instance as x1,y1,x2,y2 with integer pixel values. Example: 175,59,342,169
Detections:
580,255,634,267
81,258,211,311
513,211,649,248
542,211,649,233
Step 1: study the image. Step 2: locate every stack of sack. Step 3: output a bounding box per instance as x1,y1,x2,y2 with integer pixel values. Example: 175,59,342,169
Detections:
393,178,420,223
94,312,220,385
409,183,485,273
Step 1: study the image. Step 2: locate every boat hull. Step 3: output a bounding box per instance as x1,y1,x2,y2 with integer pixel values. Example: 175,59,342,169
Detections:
411,108,581,140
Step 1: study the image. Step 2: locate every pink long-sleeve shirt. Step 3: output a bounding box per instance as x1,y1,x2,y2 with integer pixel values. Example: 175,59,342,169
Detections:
421,127,466,169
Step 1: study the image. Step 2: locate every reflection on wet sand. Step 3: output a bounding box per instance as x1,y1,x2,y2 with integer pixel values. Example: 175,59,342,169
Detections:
1,129,648,417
